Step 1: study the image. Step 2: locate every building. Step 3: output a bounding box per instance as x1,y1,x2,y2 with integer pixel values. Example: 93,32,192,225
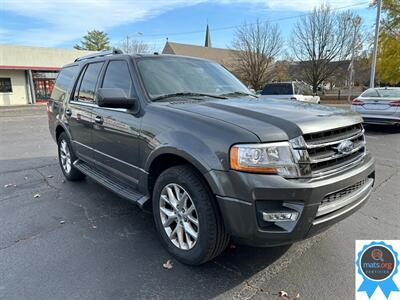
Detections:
0,44,93,106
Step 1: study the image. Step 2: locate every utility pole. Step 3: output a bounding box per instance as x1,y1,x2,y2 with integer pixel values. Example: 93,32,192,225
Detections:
369,0,382,88
125,35,130,53
347,16,361,103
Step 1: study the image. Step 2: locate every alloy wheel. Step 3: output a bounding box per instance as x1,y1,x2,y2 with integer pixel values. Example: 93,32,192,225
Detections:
159,183,199,250
59,139,72,174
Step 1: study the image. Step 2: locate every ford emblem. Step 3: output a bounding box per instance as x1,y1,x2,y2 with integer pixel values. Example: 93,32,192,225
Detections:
335,140,355,154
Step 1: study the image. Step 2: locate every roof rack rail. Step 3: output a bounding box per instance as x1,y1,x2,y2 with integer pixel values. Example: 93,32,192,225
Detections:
74,48,123,62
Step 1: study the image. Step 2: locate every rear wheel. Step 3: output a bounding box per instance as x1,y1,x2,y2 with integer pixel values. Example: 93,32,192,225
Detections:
57,132,85,181
152,165,229,265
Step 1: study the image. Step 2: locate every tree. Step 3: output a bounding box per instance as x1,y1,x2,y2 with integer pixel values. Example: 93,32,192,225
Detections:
290,5,357,92
119,37,152,54
375,0,400,84
74,30,111,51
231,20,282,90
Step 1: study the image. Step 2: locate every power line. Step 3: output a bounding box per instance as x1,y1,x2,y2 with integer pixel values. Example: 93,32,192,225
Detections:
140,1,370,38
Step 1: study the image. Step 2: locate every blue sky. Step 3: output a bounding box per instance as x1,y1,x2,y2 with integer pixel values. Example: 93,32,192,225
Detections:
0,0,376,51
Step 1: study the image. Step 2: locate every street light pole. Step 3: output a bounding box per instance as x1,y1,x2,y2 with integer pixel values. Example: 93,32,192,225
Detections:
348,16,361,103
369,0,382,88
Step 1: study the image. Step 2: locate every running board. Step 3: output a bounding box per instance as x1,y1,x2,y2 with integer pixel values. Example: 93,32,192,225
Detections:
73,160,149,209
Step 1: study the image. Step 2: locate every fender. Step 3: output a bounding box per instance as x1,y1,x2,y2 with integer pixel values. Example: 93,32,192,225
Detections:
144,130,226,173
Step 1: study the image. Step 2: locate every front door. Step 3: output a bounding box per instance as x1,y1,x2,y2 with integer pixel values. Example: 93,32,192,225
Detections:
67,61,104,162
91,59,141,184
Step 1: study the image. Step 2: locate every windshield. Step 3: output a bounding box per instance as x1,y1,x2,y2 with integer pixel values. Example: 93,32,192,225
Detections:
136,57,250,100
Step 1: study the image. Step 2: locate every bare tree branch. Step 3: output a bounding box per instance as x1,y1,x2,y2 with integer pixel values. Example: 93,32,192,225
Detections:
230,20,283,90
290,4,356,92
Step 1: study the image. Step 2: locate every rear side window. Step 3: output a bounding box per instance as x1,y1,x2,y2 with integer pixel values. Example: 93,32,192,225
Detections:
377,89,400,98
51,66,78,101
362,89,379,97
75,62,103,103
102,60,133,97
261,83,293,95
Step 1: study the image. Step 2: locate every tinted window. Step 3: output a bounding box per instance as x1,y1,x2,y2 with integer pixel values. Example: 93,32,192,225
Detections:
102,60,133,96
0,78,12,93
76,62,103,103
377,89,400,98
261,83,293,95
51,66,78,101
362,89,379,97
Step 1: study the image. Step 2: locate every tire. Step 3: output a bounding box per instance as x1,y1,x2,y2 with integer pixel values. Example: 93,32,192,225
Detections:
57,132,85,181
152,165,229,265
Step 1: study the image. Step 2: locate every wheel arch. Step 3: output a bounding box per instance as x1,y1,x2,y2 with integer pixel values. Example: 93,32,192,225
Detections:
145,148,213,198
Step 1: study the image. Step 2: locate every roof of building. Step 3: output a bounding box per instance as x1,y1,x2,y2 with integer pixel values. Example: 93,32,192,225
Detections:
0,44,94,70
162,42,239,67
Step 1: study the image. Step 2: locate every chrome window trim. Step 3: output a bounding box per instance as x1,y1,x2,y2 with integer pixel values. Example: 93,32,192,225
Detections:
69,100,128,113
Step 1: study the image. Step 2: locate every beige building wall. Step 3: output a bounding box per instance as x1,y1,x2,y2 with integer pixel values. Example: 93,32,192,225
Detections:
0,70,28,106
0,44,94,68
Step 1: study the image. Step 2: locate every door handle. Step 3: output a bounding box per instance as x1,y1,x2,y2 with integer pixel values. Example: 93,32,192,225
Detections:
94,115,104,124
65,108,72,117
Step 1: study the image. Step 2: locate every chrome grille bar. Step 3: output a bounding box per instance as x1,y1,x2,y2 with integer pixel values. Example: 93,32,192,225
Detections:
300,123,366,178
304,128,365,149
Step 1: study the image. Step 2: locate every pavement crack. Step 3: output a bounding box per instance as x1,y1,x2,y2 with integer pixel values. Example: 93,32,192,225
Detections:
0,225,61,251
227,233,327,300
35,168,60,190
213,261,243,277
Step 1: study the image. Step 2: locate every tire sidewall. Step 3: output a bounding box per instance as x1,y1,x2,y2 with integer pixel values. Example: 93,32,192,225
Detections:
57,133,75,179
152,166,217,265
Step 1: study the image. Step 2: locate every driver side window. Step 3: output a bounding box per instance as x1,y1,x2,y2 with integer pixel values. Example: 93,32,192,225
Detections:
102,60,134,97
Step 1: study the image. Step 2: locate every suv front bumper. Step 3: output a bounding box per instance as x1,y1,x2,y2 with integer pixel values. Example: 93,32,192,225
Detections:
205,153,375,247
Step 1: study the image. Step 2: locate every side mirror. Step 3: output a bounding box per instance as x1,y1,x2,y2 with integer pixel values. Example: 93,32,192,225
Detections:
96,88,138,111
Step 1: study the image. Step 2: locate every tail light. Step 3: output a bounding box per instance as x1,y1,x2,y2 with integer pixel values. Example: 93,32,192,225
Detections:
352,98,364,106
389,100,400,107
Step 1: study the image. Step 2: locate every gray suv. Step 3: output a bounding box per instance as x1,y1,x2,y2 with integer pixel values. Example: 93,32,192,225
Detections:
48,50,375,265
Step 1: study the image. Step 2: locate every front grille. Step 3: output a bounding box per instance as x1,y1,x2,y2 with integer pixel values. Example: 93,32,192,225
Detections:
316,177,373,218
301,123,366,177
322,179,368,203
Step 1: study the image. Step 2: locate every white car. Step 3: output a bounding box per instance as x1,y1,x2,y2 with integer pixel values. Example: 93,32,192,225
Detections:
260,81,320,104
351,87,400,125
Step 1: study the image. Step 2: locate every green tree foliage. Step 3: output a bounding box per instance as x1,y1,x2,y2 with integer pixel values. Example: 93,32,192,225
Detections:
376,0,400,84
74,30,111,51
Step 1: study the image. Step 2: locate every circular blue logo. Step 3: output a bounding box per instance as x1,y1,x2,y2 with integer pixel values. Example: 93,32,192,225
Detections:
357,241,399,298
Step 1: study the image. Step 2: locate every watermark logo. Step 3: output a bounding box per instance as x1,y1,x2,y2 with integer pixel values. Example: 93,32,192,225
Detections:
356,240,400,299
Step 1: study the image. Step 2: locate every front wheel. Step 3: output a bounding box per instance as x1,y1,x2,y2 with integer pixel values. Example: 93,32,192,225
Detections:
57,132,85,181
152,165,229,265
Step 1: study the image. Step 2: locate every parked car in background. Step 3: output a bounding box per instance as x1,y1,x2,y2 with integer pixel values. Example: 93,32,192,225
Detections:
351,87,400,125
260,81,320,104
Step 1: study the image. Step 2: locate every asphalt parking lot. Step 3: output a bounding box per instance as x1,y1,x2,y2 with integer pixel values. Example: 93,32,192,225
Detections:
1,105,399,300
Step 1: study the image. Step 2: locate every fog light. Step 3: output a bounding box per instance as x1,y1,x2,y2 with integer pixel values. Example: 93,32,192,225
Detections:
262,211,299,222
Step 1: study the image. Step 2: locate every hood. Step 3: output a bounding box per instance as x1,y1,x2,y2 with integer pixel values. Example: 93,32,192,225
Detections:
167,97,362,142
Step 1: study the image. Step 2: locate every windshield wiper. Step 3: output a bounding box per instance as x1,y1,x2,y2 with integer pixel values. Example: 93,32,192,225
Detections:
152,92,227,101
219,91,258,98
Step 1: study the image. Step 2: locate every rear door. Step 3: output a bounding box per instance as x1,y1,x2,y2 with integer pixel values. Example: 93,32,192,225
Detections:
91,59,141,184
360,88,397,116
66,61,104,161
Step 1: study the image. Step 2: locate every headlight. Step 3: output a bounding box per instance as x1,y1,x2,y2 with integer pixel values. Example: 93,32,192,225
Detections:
230,142,300,177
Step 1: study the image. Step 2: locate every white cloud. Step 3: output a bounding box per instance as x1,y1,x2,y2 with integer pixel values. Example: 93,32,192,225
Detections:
0,0,368,47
